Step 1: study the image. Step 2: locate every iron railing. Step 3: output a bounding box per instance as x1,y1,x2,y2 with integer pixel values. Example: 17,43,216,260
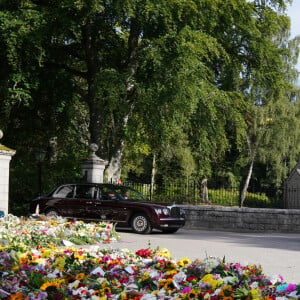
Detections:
56,177,286,208
122,180,284,208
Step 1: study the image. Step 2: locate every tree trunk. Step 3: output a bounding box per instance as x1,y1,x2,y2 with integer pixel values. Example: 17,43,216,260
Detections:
239,156,255,207
103,19,140,182
150,153,156,201
105,141,124,183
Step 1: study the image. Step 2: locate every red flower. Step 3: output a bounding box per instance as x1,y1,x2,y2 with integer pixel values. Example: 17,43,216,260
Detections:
136,249,152,258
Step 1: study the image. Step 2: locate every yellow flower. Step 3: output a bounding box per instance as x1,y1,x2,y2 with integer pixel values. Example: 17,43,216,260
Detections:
250,289,261,300
165,261,176,269
201,274,223,290
41,249,51,258
119,291,127,299
177,257,191,267
158,278,174,290
52,256,66,271
157,248,170,258
101,287,111,294
187,289,198,299
40,280,60,291
167,269,178,276
74,254,85,260
47,244,57,249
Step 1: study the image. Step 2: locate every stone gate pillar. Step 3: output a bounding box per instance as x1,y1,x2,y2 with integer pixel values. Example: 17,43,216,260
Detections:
81,143,108,183
0,130,16,215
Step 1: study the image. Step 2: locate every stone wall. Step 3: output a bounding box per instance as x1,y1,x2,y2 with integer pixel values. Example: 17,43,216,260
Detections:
182,205,300,232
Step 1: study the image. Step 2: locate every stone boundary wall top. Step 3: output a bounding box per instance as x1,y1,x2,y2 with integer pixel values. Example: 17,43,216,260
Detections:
181,205,300,232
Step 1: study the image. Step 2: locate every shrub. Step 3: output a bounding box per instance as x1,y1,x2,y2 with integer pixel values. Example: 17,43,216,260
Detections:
208,189,239,206
243,192,272,208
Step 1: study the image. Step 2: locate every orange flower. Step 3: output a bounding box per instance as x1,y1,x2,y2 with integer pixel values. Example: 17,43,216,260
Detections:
75,273,85,280
40,281,60,291
187,289,198,299
9,293,25,300
19,257,29,265
103,287,111,294
219,286,234,299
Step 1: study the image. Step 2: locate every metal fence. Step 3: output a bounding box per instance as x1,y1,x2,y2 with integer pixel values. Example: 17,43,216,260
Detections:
283,186,300,209
122,180,284,208
56,177,285,208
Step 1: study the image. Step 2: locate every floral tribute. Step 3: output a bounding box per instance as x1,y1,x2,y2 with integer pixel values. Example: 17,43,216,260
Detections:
0,214,120,251
0,215,300,299
0,245,299,299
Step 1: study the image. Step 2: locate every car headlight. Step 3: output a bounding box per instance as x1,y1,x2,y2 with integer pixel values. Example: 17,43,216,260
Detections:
155,208,170,216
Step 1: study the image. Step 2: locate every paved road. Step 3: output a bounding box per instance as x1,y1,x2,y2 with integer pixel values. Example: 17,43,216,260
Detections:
101,228,300,284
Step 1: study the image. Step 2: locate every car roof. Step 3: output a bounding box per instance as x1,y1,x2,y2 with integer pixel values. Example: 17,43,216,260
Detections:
59,183,129,188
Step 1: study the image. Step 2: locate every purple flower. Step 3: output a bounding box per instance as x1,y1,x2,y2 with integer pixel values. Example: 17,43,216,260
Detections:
33,292,48,300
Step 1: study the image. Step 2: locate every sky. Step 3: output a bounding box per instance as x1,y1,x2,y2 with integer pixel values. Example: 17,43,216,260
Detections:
287,1,300,74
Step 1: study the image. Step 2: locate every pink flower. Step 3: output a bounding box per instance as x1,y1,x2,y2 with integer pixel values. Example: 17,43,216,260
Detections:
181,287,192,294
286,284,297,292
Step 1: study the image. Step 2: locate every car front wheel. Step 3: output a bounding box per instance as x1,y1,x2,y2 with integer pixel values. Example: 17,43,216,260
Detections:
131,214,152,234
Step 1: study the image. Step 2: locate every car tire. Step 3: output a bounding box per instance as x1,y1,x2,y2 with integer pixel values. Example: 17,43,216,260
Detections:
161,228,179,234
45,208,60,218
131,213,152,234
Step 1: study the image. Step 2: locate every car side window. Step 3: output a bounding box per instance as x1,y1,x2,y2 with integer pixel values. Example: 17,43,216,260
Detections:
75,185,97,199
100,186,117,200
53,185,74,198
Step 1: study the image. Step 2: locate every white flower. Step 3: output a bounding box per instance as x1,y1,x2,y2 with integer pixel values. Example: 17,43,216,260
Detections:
125,283,139,290
270,274,285,285
68,280,80,289
149,269,160,279
222,276,238,285
250,281,259,289
47,269,61,279
157,288,166,297
212,288,222,296
91,266,105,277
141,295,157,300
173,271,187,283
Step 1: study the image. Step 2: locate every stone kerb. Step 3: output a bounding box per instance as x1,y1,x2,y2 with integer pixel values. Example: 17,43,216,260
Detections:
181,205,300,233
0,132,16,215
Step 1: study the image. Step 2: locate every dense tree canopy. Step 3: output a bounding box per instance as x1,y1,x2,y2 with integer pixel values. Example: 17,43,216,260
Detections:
0,0,299,212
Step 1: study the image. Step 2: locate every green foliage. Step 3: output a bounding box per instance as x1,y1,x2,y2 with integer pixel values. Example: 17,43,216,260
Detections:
243,192,272,208
207,190,272,208
208,189,239,207
0,0,299,212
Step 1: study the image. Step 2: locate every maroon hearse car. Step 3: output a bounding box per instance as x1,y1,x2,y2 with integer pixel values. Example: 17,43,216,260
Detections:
30,183,185,234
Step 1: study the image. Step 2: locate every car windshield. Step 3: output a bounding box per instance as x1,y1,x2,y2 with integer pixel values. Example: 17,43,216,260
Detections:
112,186,148,201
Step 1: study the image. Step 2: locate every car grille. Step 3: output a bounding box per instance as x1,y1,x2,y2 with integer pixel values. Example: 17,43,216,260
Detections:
170,206,182,218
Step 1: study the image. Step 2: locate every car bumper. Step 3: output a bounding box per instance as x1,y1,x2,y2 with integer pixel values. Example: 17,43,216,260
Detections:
156,218,185,229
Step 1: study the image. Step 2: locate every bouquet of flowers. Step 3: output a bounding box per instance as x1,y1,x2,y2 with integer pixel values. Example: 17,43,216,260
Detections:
0,245,299,299
0,214,120,251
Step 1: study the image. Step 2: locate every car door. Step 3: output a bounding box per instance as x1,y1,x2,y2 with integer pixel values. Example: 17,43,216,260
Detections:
87,185,129,223
73,185,99,219
51,184,83,217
